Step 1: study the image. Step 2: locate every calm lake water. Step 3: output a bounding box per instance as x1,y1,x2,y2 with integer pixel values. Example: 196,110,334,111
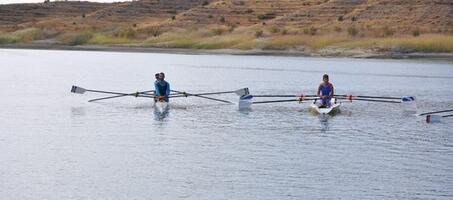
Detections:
0,49,452,199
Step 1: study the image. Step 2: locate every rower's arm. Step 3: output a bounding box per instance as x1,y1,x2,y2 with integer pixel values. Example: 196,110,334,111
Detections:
317,85,322,97
330,84,334,97
166,82,170,96
154,82,161,96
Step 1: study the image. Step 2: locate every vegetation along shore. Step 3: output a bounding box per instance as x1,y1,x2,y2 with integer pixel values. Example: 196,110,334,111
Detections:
1,0,452,59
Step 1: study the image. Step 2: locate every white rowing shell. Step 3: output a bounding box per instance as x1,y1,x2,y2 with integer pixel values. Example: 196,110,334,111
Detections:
310,98,340,115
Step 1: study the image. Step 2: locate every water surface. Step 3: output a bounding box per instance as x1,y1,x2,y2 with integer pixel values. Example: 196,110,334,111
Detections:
0,49,452,199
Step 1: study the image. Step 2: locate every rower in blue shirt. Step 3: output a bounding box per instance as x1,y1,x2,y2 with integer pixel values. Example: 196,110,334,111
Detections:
154,72,170,102
317,74,334,108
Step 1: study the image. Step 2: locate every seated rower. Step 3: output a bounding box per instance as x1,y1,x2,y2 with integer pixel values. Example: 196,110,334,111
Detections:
154,72,170,102
317,74,334,108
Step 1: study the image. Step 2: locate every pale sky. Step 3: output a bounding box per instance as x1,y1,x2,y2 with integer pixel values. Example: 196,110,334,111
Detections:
0,0,131,4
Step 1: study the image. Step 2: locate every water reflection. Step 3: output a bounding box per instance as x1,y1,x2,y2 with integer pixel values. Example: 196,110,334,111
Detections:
153,106,170,121
70,107,86,117
318,115,330,132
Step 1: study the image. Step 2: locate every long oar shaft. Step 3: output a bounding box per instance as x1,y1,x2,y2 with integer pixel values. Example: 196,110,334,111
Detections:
252,98,318,104
253,99,299,104
419,109,453,116
88,90,155,102
335,94,401,100
84,89,154,98
171,90,232,104
252,94,318,98
192,91,238,96
338,97,401,103
175,88,247,96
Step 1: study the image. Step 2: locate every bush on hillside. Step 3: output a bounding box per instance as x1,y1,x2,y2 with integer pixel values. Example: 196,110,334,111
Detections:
347,27,359,36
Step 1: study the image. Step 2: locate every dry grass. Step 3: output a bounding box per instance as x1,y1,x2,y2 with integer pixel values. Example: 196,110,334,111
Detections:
2,25,453,53
0,28,44,44
337,34,453,52
144,26,254,49
88,33,138,45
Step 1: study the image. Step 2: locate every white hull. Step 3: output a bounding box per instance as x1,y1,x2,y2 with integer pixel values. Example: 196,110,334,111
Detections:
310,98,340,115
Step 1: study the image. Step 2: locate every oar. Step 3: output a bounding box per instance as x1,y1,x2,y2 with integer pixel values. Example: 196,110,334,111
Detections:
335,94,401,100
171,90,232,104
88,90,155,102
252,94,318,98
426,114,453,123
186,88,249,96
252,98,318,104
418,109,453,116
71,86,155,99
337,97,401,103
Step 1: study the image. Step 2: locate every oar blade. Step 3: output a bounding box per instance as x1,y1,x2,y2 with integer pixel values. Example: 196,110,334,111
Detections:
234,88,250,96
239,95,253,110
426,115,442,123
401,96,416,103
71,85,86,94
401,96,417,112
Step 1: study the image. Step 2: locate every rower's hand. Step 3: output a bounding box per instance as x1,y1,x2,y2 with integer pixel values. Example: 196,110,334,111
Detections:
158,96,167,101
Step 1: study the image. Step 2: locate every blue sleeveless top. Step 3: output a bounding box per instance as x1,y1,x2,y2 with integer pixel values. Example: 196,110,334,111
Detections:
320,83,332,96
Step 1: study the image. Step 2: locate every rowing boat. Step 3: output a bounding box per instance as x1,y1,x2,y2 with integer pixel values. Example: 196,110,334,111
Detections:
70,85,419,119
309,98,340,115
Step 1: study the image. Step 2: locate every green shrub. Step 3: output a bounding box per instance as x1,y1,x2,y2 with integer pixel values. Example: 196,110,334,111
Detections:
281,29,288,35
383,26,395,37
347,27,359,36
255,30,263,38
0,36,17,44
270,27,280,34
69,32,94,45
304,27,317,35
211,28,225,35
257,13,276,20
412,29,421,37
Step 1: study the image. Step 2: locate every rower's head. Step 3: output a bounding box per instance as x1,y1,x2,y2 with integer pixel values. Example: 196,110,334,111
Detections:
155,73,159,80
159,72,165,80
323,74,329,83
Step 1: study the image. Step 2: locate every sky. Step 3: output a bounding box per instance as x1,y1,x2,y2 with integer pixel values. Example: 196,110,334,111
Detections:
0,0,130,4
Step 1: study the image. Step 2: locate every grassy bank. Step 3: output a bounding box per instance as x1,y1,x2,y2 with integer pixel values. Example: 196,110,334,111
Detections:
1,27,453,53
145,29,453,53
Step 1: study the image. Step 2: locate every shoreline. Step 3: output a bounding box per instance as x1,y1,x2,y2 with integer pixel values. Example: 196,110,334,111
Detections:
1,43,453,61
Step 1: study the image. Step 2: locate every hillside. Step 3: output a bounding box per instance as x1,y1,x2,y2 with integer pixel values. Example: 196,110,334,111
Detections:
1,0,452,55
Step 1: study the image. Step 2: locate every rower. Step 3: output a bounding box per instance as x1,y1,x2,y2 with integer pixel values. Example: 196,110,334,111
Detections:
154,72,170,102
317,74,334,108
154,73,159,82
